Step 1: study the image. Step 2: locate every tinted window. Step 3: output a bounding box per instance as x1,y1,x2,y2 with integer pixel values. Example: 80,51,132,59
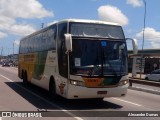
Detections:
57,23,68,78
19,25,57,54
70,22,125,39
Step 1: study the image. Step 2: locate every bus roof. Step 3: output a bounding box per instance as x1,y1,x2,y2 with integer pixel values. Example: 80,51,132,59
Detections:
57,19,120,26
20,19,120,41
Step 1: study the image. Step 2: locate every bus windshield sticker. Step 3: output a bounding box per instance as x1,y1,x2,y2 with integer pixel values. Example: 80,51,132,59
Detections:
101,41,107,47
75,58,81,66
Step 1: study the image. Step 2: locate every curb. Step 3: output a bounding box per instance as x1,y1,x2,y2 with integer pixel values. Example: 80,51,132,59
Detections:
129,78,160,87
128,78,160,95
128,86,160,95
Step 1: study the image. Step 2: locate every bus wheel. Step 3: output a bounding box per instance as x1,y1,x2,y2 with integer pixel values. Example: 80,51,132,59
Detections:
49,79,58,100
23,71,28,86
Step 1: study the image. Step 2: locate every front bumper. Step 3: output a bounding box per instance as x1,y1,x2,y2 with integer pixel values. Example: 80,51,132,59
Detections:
66,83,129,99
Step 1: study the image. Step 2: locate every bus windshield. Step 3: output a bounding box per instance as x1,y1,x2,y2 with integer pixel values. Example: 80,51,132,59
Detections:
70,39,127,76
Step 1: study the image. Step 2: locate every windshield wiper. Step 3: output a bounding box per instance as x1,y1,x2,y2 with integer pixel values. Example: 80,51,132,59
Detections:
88,65,101,76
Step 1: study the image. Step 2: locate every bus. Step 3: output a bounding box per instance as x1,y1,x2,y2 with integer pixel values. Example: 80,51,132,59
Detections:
18,19,136,100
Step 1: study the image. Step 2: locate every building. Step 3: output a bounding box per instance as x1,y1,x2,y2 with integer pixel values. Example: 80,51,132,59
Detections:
128,49,160,73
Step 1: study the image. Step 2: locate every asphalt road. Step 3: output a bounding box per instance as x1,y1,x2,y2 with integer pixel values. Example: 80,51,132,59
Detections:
0,66,160,120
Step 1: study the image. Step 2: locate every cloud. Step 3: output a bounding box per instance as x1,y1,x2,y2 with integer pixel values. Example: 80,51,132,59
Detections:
0,16,16,31
126,0,143,7
0,0,53,19
136,27,160,48
0,0,54,38
0,16,35,37
8,24,36,36
0,32,7,39
98,5,129,26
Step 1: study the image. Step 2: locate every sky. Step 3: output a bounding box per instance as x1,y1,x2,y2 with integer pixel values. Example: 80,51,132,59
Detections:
0,0,160,55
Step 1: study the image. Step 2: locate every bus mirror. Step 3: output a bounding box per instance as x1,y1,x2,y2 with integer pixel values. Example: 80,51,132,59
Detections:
126,38,138,78
126,38,138,54
64,34,72,52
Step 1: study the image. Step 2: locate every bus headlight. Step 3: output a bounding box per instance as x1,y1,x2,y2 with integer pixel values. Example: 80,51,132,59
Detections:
118,80,129,86
70,80,85,87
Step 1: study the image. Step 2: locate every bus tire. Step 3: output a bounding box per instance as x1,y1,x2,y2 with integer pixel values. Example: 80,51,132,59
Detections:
49,78,58,100
23,71,28,87
145,77,148,80
21,70,24,80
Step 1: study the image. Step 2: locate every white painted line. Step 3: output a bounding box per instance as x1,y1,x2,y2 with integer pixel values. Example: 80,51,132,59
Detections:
0,74,13,82
1,67,18,73
112,98,142,107
0,74,83,120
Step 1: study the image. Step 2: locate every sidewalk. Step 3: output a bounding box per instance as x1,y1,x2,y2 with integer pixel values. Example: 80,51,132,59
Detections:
128,73,160,95
128,73,146,79
129,83,160,95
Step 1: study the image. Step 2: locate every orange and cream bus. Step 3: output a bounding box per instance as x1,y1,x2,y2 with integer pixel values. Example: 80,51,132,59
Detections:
18,19,136,100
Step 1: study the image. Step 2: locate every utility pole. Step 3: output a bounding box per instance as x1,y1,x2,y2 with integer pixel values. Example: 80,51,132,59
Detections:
140,0,146,79
41,23,44,29
13,41,14,55
0,46,3,60
1,46,3,56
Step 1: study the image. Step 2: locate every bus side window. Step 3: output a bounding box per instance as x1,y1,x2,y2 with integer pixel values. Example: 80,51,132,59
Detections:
50,26,57,50
19,41,24,53
58,23,68,78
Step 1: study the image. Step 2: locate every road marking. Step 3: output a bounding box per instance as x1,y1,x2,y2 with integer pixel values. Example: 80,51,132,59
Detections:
0,74,83,120
112,98,142,107
0,74,13,82
0,67,18,74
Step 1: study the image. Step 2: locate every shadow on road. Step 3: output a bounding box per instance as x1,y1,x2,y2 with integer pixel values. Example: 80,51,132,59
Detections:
5,82,123,111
